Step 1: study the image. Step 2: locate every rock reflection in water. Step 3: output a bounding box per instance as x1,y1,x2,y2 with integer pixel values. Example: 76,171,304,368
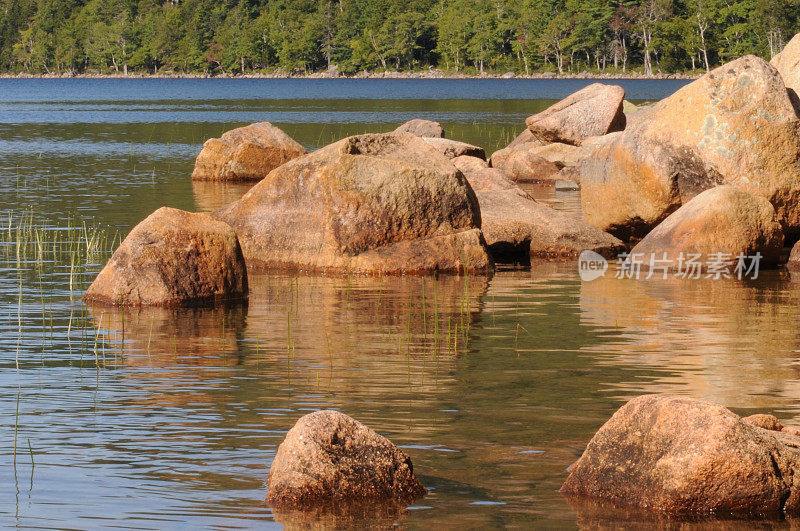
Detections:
192,180,255,213
88,273,490,402
566,496,790,529
272,502,412,530
88,302,248,365
579,269,800,413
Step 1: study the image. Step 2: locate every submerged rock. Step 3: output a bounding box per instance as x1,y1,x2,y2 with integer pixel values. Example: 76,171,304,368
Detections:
555,179,580,191
457,161,624,259
581,56,800,241
217,132,492,274
629,186,783,271
525,83,626,145
562,394,800,516
84,207,248,307
489,143,561,183
191,122,306,181
265,410,427,508
394,119,445,138
771,33,800,104
422,137,486,159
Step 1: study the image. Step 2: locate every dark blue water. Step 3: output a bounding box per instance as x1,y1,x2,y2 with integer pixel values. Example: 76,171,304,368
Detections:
0,77,688,103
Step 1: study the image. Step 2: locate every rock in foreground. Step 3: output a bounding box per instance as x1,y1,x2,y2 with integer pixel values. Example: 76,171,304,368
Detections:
192,122,305,181
629,186,783,270
217,132,492,274
525,83,626,145
562,394,800,516
83,207,248,307
394,119,444,138
266,410,426,508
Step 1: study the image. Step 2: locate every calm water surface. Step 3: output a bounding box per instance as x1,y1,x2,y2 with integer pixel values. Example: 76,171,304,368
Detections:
3,79,799,529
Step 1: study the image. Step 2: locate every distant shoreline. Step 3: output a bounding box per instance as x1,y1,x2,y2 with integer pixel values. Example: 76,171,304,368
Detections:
0,71,700,81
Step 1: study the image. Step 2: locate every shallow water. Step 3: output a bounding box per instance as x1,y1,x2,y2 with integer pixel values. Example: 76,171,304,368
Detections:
4,78,799,529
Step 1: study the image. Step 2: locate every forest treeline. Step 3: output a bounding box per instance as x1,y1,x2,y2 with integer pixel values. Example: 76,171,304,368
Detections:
0,0,798,76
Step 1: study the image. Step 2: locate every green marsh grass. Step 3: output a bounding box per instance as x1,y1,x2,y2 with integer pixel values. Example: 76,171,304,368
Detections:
4,208,118,370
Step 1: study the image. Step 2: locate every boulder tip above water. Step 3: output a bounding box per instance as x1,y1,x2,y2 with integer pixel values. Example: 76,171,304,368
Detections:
265,410,427,509
562,394,800,516
394,119,445,138
83,207,248,307
629,186,784,270
216,132,492,274
191,122,306,181
525,83,626,146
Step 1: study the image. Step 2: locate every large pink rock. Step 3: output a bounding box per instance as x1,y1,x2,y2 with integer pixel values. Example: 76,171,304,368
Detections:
217,132,492,274
563,394,800,516
490,143,561,183
192,122,305,181
629,186,784,271
525,83,626,145
581,56,800,241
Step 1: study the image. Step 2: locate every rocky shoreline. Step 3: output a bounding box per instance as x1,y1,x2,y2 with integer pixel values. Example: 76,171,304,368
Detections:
0,70,699,80
78,30,800,522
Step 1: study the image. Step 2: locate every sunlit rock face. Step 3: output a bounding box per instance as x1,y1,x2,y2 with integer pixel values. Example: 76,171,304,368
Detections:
581,56,800,242
489,142,561,183
422,137,486,159
84,207,248,307
563,394,800,517
525,83,626,146
629,186,784,271
265,410,426,508
216,132,493,275
394,119,445,138
191,122,306,182
771,33,800,106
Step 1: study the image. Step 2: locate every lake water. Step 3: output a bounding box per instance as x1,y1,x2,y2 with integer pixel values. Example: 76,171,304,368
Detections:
4,78,799,528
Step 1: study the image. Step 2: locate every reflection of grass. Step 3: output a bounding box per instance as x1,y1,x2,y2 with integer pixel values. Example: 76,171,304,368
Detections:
4,207,118,370
6,206,484,390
